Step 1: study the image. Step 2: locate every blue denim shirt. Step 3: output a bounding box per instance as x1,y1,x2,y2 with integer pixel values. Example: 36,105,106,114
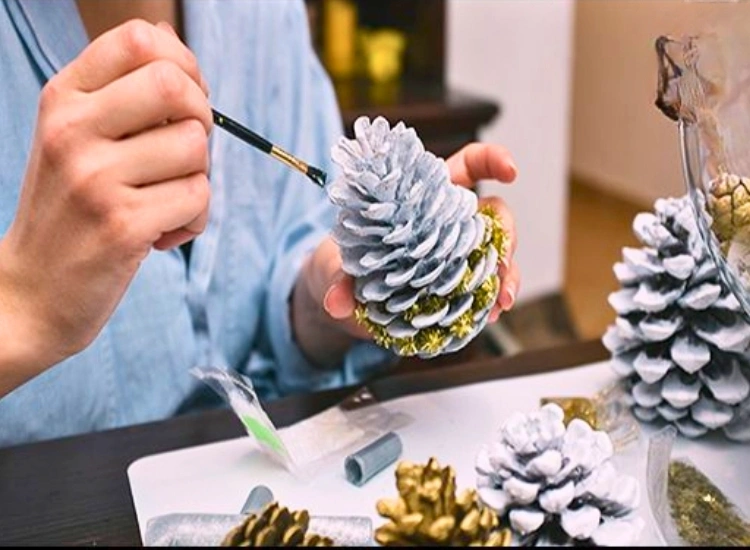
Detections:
0,0,392,447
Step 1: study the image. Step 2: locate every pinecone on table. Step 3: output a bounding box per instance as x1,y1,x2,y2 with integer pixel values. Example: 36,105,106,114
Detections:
602,195,750,440
375,457,511,546
328,116,506,358
475,404,643,546
221,503,333,547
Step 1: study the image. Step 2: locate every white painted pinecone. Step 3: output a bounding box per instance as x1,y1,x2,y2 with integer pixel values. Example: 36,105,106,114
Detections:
328,116,504,358
475,404,643,546
603,195,750,441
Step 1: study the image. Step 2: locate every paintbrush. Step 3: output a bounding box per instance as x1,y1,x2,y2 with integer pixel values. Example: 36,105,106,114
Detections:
211,108,327,188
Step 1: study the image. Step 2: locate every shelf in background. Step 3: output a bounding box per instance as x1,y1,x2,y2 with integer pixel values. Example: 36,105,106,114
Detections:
335,79,500,159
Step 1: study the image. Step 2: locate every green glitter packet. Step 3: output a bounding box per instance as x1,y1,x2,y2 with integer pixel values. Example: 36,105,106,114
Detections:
190,366,296,473
647,426,750,546
190,367,412,480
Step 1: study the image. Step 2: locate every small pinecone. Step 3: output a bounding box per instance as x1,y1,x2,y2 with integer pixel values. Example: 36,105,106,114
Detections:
375,457,511,546
329,116,506,358
603,195,750,440
706,172,750,256
475,404,643,546
221,503,333,547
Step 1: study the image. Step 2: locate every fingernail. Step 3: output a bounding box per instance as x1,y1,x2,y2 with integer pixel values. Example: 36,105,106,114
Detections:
501,287,516,311
156,21,176,33
323,285,336,315
508,159,518,178
499,256,511,275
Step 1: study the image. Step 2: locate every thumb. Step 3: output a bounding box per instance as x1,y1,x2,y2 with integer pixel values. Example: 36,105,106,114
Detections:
323,275,356,320
305,237,356,319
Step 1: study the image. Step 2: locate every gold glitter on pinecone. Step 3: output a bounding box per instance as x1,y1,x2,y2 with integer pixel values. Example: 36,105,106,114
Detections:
375,458,511,547
221,503,333,547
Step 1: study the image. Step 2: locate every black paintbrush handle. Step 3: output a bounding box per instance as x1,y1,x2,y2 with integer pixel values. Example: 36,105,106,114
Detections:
212,109,273,154
211,108,327,188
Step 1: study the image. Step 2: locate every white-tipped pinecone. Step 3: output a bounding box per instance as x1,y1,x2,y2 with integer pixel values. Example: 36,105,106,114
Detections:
328,116,506,358
475,404,643,546
603,195,750,441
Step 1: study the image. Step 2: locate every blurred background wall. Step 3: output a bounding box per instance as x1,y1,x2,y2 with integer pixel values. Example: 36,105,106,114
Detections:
571,0,748,206
447,0,575,304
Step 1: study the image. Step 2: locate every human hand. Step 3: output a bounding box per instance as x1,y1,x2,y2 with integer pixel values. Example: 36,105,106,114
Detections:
299,142,519,353
0,19,212,387
445,143,520,322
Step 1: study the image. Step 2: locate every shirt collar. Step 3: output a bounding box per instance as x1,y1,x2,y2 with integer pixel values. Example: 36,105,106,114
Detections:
6,0,88,80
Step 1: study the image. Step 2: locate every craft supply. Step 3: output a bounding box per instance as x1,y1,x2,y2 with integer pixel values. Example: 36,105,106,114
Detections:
212,109,327,188
240,485,274,515
344,431,402,486
539,396,600,428
328,116,507,358
540,383,641,451
602,194,750,440
475,403,643,546
375,457,511,547
668,460,750,547
144,512,373,547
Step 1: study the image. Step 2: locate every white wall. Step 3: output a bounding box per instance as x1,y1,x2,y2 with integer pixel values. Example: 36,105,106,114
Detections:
572,0,750,207
447,0,575,303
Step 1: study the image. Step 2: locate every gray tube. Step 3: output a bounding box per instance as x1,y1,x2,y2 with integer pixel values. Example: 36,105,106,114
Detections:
344,431,403,487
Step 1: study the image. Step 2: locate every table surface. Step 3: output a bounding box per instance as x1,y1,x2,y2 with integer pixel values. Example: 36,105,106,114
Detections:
0,339,608,546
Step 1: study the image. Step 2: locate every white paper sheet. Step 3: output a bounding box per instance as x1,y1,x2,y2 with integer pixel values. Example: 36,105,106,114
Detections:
128,360,750,546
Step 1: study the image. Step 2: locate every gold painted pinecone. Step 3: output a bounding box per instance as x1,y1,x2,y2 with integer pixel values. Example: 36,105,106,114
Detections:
707,172,750,255
221,503,333,547
375,458,511,547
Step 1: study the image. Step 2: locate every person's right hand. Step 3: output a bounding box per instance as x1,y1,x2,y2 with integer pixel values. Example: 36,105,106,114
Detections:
0,19,212,394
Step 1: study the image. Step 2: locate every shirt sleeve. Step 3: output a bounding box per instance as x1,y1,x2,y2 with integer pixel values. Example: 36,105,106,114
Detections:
249,1,395,395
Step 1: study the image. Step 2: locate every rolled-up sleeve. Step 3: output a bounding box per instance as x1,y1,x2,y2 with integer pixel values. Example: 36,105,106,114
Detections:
251,1,394,395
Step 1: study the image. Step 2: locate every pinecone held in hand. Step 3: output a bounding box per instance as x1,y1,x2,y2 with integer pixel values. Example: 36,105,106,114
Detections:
603,195,750,440
475,404,643,546
328,116,507,358
221,503,333,547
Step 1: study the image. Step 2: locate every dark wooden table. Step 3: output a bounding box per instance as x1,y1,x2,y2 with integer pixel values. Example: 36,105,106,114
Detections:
0,340,607,546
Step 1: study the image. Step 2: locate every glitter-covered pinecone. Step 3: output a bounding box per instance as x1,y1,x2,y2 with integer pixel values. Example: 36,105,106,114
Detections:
328,116,506,358
221,503,333,547
475,404,643,546
375,457,511,547
602,195,750,441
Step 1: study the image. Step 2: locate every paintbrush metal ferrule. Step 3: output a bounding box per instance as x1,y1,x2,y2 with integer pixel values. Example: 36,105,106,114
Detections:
212,108,327,188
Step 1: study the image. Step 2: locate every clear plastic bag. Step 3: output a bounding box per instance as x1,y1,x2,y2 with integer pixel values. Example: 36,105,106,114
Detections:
646,425,750,546
191,366,412,479
655,6,750,316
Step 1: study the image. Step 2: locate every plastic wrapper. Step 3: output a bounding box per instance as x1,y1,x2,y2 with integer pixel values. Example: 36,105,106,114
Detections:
191,367,412,479
655,5,750,317
540,381,640,451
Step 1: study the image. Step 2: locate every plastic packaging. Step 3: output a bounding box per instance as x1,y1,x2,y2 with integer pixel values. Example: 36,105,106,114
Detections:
655,8,750,316
646,425,750,546
191,367,412,479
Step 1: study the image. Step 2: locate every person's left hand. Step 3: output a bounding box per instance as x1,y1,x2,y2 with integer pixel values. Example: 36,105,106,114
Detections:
304,142,519,340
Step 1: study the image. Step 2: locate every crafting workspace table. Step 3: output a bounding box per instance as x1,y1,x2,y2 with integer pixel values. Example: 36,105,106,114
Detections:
0,340,608,546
